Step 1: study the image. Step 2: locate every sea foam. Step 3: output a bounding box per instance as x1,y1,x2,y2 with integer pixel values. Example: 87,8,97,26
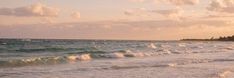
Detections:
67,54,91,61
124,52,145,57
148,43,157,49
100,53,125,58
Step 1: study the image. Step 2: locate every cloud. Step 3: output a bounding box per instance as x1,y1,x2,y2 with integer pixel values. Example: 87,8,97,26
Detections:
207,0,234,13
0,3,59,17
71,12,81,19
129,0,145,2
166,0,199,6
151,8,184,20
124,8,148,16
1,19,233,40
129,0,199,6
124,10,135,16
124,8,184,20
203,14,234,19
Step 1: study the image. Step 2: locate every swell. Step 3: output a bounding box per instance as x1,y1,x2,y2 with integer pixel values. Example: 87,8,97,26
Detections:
0,50,158,67
0,56,68,67
0,47,99,53
103,58,234,71
1,47,234,68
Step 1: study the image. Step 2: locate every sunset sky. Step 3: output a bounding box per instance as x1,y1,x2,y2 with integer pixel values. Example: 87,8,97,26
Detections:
0,0,234,40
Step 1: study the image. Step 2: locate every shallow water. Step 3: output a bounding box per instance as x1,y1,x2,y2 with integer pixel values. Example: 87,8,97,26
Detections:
0,39,234,78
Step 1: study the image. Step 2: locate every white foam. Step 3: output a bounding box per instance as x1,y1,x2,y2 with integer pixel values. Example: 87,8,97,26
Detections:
178,43,186,47
124,49,132,53
67,54,91,61
124,52,145,57
76,54,92,61
53,56,61,60
67,55,77,61
21,58,37,62
162,49,172,54
102,53,125,58
167,63,177,67
224,47,234,50
159,44,170,48
218,70,232,78
148,43,157,49
143,52,154,56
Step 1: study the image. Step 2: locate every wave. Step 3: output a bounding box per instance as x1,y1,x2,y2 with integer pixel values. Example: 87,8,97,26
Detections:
107,64,176,70
124,52,145,57
0,50,160,67
147,43,157,49
0,54,94,67
98,53,125,58
4,48,230,67
221,47,234,50
178,43,187,47
67,54,92,61
0,56,67,67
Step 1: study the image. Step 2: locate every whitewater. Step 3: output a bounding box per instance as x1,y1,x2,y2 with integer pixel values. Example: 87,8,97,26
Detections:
0,39,234,78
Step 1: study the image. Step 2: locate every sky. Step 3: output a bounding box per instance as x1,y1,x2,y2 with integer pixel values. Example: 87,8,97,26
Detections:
0,0,234,40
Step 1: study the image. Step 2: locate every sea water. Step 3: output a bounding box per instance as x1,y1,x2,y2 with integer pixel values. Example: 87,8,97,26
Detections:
0,39,234,78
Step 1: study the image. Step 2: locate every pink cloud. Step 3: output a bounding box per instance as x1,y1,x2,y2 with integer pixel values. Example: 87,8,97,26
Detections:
207,0,234,13
0,3,59,17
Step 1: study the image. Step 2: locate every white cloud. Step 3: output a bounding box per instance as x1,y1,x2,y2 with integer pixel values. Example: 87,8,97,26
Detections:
1,19,233,40
207,0,234,13
0,3,59,17
124,8,148,16
129,0,200,6
124,10,135,16
166,0,199,6
129,0,145,2
71,12,81,19
124,8,184,20
151,8,184,20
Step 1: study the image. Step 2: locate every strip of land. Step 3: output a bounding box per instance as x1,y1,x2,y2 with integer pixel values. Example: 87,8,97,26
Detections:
181,35,234,41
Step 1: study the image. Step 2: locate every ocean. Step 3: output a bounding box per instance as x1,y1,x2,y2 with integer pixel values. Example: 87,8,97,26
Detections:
0,39,234,78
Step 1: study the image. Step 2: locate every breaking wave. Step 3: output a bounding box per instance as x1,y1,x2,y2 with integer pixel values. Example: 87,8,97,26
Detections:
0,49,168,67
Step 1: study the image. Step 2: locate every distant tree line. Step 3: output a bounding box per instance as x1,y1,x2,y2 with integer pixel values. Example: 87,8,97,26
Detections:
181,35,234,41
217,35,234,41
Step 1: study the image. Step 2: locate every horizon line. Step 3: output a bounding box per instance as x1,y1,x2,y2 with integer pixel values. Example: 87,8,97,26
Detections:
0,37,179,41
